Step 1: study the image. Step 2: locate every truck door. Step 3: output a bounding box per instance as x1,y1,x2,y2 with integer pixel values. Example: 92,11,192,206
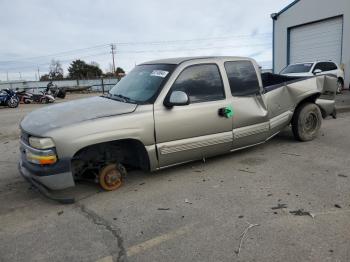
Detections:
223,60,270,149
153,63,233,168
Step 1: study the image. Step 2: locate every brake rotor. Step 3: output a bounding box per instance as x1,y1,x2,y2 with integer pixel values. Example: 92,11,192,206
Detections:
99,164,123,191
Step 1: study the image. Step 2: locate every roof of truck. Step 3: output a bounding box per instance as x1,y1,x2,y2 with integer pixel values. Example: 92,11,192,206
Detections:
141,56,253,65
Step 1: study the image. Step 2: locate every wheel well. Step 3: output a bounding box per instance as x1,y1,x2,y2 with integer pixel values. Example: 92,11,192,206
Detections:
71,139,150,177
293,93,322,120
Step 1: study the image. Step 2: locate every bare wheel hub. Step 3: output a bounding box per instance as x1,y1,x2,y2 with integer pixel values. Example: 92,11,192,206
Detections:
99,164,123,191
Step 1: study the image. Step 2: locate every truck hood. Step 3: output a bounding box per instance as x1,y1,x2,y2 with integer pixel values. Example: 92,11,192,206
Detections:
21,96,137,135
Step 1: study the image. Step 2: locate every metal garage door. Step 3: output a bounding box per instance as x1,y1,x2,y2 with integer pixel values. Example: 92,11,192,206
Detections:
289,16,343,64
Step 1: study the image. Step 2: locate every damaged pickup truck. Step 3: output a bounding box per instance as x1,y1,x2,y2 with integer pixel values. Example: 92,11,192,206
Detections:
19,56,337,202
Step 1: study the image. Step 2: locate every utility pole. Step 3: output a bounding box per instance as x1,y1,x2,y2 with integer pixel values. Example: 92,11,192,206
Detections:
37,67,40,80
19,72,22,80
110,43,116,74
6,71,9,82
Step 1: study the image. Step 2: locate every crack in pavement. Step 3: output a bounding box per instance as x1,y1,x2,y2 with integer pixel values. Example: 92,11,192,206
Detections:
76,203,127,262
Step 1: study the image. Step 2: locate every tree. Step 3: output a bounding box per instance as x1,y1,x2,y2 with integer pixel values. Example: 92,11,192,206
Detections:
49,59,64,80
90,61,100,68
103,66,125,79
68,59,103,79
115,67,125,75
115,67,125,79
40,74,51,81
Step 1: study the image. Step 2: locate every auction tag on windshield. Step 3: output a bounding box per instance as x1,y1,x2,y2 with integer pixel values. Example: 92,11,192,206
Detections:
150,70,169,78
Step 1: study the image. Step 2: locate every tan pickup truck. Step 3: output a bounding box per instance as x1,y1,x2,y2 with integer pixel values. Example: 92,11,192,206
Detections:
19,56,337,203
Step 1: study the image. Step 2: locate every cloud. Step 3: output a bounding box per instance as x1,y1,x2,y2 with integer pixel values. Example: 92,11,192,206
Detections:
0,0,293,81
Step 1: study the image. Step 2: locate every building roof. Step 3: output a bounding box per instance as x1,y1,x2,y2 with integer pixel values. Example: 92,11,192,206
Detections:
271,0,300,20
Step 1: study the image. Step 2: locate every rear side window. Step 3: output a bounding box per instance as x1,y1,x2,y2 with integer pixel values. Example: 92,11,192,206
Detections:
328,63,338,71
171,64,225,103
314,62,337,72
224,61,260,96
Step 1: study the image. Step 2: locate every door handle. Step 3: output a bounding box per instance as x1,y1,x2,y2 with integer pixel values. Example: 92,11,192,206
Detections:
218,106,234,118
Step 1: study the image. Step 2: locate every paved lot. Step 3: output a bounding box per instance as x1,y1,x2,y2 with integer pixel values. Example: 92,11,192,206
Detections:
336,89,350,107
0,94,350,262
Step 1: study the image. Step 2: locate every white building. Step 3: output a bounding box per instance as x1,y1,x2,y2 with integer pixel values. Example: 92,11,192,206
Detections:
272,0,350,88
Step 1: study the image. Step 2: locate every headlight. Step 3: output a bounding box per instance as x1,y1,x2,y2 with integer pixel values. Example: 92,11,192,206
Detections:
29,137,55,149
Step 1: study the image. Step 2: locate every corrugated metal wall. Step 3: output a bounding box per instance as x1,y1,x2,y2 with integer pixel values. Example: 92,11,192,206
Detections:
273,0,350,88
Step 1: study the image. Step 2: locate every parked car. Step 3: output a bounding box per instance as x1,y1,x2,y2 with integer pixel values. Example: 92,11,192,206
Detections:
0,88,19,108
18,56,337,203
280,61,345,93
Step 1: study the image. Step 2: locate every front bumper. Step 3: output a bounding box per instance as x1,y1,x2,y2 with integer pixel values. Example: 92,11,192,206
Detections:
19,141,75,190
19,161,75,204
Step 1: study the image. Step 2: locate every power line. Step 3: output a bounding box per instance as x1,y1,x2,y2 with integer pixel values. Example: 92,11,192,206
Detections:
2,41,272,72
1,34,272,73
115,33,271,46
0,32,271,63
116,42,271,54
0,44,110,63
3,51,110,71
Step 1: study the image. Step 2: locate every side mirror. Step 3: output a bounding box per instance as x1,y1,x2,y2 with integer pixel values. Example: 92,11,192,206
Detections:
313,69,322,75
164,91,190,107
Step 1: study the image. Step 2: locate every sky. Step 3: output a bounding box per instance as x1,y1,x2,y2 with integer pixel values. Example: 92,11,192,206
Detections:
0,0,293,81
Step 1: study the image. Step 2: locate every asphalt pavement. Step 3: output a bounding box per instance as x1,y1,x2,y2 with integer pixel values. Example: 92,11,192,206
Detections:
0,94,350,262
336,89,350,112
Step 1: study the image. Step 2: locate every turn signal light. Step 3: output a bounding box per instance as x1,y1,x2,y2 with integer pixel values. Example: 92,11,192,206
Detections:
26,152,57,165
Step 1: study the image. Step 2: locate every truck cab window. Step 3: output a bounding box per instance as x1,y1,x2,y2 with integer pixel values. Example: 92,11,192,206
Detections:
224,61,260,96
171,64,225,103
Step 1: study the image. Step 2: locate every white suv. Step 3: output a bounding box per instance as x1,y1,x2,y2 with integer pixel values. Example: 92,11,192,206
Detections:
280,61,345,93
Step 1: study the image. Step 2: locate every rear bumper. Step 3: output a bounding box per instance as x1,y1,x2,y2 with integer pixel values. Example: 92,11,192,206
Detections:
316,99,335,117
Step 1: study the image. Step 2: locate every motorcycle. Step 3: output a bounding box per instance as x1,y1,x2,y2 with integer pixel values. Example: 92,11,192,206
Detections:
31,91,55,104
16,90,34,104
46,83,66,99
16,89,54,104
0,89,20,108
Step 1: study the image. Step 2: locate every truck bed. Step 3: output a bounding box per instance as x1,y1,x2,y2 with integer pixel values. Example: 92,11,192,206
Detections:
261,72,302,91
261,72,337,118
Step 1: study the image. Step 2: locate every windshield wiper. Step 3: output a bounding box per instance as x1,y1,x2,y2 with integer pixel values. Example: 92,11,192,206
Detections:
113,94,138,104
101,94,113,100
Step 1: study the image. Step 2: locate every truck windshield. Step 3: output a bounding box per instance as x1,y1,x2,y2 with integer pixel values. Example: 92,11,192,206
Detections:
108,64,176,104
280,63,313,74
